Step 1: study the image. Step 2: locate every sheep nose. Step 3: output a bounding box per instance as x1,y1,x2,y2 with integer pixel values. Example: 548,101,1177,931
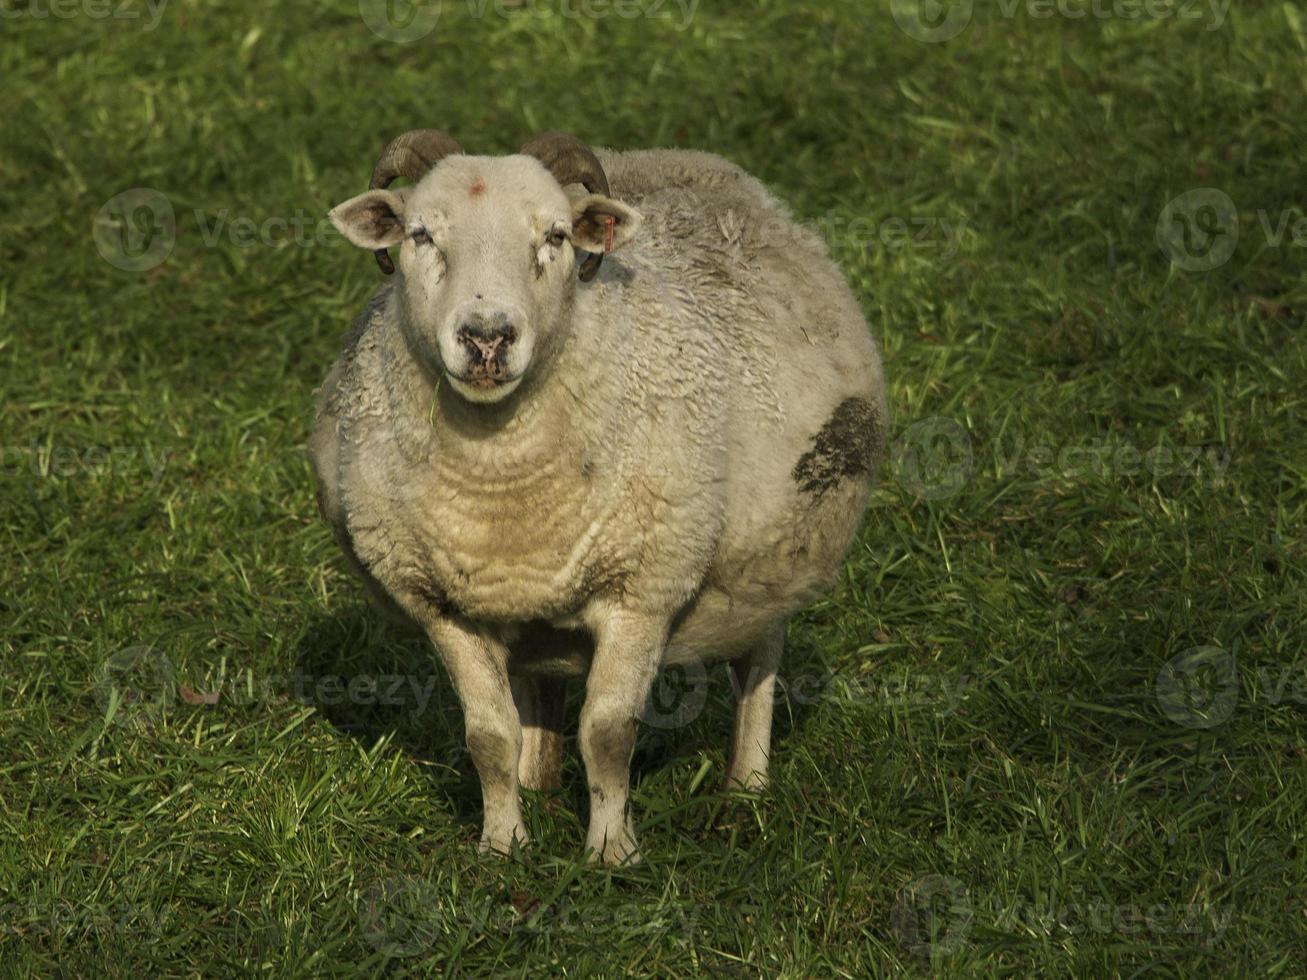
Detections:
456,318,517,364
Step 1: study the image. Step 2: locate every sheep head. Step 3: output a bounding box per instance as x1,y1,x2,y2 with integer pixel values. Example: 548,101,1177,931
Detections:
330,132,642,404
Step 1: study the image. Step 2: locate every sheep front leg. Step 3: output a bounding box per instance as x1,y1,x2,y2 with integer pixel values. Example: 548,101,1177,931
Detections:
423,617,526,855
579,609,669,865
723,627,785,791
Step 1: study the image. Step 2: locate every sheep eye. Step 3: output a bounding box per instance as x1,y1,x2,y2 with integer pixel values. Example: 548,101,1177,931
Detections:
547,229,568,248
412,228,433,246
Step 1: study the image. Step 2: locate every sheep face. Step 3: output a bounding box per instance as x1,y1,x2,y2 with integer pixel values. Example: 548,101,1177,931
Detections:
330,155,641,404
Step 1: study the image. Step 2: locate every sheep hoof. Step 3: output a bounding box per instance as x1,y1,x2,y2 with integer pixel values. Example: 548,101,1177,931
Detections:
585,834,642,867
720,771,768,794
478,825,528,857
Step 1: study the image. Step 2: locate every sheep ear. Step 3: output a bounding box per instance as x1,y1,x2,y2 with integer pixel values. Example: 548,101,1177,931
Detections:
329,190,407,249
570,194,641,253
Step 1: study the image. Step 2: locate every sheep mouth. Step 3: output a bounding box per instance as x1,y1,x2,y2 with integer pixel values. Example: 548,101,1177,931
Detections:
446,365,524,399
453,369,518,390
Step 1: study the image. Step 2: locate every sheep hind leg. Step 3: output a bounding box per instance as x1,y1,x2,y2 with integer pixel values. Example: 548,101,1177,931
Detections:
512,675,566,792
722,626,785,792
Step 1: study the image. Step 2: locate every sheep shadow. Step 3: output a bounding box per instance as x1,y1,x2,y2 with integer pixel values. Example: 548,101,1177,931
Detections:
291,606,483,827
292,603,831,835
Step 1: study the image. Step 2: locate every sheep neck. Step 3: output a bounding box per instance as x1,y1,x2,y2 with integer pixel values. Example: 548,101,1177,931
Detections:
381,312,598,481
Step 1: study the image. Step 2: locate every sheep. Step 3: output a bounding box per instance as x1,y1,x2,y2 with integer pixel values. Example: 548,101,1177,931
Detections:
312,130,887,864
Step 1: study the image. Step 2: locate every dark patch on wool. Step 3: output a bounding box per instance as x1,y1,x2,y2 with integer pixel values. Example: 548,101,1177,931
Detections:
792,397,882,498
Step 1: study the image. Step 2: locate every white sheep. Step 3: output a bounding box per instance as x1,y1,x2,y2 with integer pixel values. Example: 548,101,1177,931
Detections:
312,131,886,864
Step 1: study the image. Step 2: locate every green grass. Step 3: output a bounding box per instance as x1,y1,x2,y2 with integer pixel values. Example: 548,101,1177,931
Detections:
3,0,1307,974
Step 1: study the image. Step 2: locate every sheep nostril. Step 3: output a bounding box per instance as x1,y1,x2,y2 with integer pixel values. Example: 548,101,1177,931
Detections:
457,323,516,365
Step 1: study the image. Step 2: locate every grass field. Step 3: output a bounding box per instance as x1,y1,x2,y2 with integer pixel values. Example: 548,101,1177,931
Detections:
3,0,1307,974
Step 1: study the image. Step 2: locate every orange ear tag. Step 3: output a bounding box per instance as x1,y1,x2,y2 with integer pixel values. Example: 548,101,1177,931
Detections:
603,214,615,253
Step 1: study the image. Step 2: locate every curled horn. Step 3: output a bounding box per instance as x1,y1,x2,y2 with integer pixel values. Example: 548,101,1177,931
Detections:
520,132,610,282
367,130,463,274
